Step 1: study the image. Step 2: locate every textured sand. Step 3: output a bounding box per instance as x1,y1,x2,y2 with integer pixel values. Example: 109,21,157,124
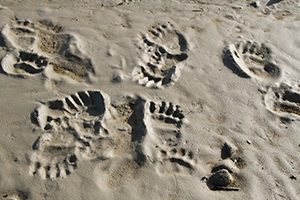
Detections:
0,0,300,200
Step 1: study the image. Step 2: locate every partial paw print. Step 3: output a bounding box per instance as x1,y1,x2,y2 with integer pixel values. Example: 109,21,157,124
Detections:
131,99,188,168
29,141,78,179
145,100,185,146
149,100,185,127
223,40,282,84
30,90,113,179
156,146,196,175
1,18,94,83
1,19,37,51
205,142,246,191
1,51,48,77
143,22,188,54
44,36,95,83
2,18,62,54
132,21,189,88
30,119,113,179
264,82,300,119
1,18,65,57
262,0,296,20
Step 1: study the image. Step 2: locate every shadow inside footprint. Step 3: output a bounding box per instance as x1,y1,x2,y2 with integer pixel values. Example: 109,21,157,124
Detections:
222,48,250,78
0,62,6,75
176,32,188,52
0,35,6,48
128,97,147,166
263,62,281,79
14,63,45,74
266,0,282,6
30,109,39,126
282,90,300,104
169,157,193,170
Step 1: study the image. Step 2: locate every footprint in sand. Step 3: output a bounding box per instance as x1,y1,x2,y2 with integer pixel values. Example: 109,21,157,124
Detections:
29,90,113,179
124,98,186,164
120,97,197,176
132,21,189,88
29,92,193,178
264,82,300,119
144,101,197,176
156,146,197,175
223,40,282,84
1,18,94,83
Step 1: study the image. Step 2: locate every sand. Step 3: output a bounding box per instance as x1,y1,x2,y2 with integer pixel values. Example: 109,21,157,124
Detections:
0,0,299,199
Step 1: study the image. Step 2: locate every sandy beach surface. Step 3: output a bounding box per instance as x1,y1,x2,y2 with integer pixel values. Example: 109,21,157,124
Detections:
0,0,299,199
